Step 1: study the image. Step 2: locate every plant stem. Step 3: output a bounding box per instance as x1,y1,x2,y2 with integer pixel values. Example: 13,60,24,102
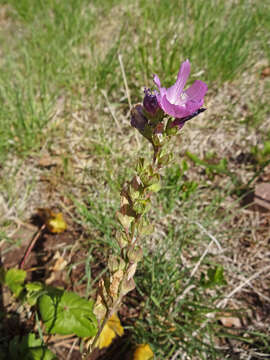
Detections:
19,224,46,269
83,299,121,358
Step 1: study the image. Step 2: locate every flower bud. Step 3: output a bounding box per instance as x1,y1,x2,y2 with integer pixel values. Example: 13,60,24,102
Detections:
131,104,148,131
143,89,160,115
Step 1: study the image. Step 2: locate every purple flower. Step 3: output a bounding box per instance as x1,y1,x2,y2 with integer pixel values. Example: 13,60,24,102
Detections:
143,88,160,115
154,60,207,119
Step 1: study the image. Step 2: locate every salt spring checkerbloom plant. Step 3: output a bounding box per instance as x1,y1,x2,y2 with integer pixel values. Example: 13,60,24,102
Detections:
86,59,208,357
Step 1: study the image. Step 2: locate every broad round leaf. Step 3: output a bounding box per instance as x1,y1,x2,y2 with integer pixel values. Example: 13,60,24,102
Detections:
38,289,98,337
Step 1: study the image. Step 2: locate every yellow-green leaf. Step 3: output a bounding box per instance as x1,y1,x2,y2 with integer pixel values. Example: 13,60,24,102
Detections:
133,344,154,360
47,212,67,233
96,313,124,349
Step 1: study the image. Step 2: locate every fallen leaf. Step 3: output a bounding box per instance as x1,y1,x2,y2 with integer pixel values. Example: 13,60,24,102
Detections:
37,209,67,233
46,251,68,284
47,212,67,233
133,344,154,360
261,67,270,78
50,251,68,272
38,154,62,168
219,313,242,328
96,313,124,349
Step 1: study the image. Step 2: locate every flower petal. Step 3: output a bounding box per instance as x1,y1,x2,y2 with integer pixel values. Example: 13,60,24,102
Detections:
154,74,167,100
184,80,208,102
153,74,161,88
160,95,190,118
166,60,190,104
185,99,204,114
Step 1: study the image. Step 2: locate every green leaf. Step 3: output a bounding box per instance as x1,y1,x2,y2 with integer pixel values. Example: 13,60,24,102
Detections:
4,268,26,297
147,181,161,193
38,289,98,337
129,186,140,201
145,173,160,186
208,265,227,286
262,141,270,156
136,158,145,174
9,333,57,360
157,153,173,166
25,282,45,306
137,219,154,236
116,211,134,229
26,282,44,292
200,265,227,288
133,198,151,215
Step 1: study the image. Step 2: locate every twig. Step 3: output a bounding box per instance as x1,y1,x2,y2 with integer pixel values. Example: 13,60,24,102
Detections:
171,349,186,360
19,224,46,269
174,237,219,306
101,89,121,131
174,284,196,304
190,238,215,279
193,221,223,251
66,338,78,360
118,54,131,110
216,264,270,309
118,53,141,148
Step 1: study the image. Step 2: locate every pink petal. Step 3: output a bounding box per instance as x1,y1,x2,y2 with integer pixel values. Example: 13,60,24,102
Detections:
184,80,208,102
154,74,167,100
185,99,204,114
160,95,190,118
153,74,161,88
155,91,162,108
166,60,191,104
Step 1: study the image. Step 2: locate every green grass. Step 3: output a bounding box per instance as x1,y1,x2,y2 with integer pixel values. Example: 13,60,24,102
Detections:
0,0,97,158
0,0,268,160
127,0,261,85
74,173,270,358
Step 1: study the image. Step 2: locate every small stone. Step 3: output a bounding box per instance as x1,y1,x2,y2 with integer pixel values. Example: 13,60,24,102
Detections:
254,183,270,210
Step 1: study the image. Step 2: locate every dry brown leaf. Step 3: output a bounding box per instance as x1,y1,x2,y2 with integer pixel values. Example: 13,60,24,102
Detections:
38,154,62,168
219,314,242,328
261,67,270,78
50,251,68,272
110,269,123,299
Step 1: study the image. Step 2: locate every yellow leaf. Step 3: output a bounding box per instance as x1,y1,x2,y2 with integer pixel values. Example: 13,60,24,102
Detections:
133,344,154,360
47,212,67,233
96,313,124,349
